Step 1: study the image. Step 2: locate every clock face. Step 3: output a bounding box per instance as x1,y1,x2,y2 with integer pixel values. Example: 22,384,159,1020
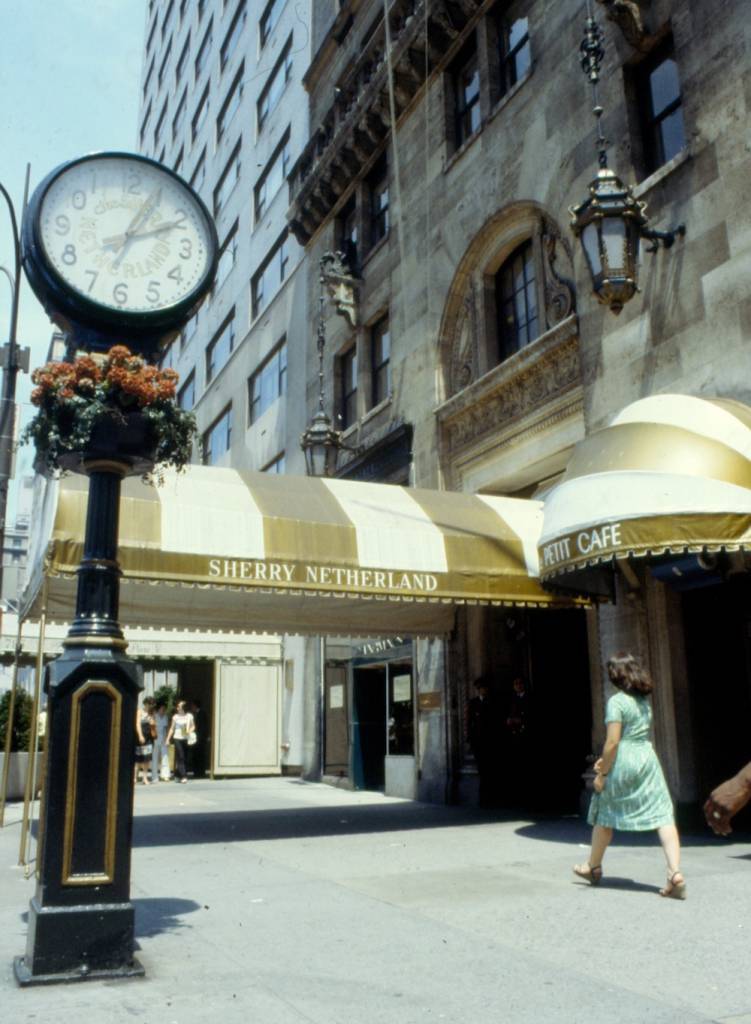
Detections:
36,155,215,316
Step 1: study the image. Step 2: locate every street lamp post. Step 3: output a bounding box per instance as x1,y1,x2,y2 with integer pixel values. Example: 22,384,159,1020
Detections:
0,170,31,603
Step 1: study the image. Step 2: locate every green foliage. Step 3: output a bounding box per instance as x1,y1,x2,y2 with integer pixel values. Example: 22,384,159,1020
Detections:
152,683,177,715
0,689,34,753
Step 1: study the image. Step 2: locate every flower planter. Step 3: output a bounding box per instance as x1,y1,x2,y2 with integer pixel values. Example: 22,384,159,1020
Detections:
57,410,157,478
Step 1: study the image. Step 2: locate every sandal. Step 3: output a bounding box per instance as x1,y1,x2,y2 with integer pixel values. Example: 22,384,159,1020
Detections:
660,871,686,900
573,863,603,886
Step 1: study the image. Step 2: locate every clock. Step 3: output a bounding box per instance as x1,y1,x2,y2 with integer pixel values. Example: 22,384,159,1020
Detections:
22,151,219,355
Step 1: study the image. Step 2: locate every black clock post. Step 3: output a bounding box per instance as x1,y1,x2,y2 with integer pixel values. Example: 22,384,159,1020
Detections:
14,442,147,985
14,152,217,986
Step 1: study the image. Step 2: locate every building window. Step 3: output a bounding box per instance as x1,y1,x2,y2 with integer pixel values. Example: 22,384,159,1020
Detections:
221,0,247,69
190,148,206,192
249,339,287,424
176,33,190,85
370,316,391,407
453,38,481,148
496,240,539,360
262,452,286,474
496,12,531,98
179,0,188,24
146,16,158,55
636,37,686,173
254,129,290,221
161,0,175,38
368,154,389,249
178,371,195,411
158,38,172,88
172,89,187,139
206,311,236,382
251,231,290,317
217,64,244,142
154,98,168,149
339,345,358,428
215,221,238,291
337,195,358,270
160,340,178,371
143,56,155,97
195,18,213,80
140,101,152,144
192,85,210,141
260,0,285,49
257,36,293,132
174,146,184,175
203,405,232,465
213,141,241,215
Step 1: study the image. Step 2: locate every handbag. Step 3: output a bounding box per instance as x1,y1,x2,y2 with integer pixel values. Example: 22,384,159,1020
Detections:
136,743,153,757
187,732,197,746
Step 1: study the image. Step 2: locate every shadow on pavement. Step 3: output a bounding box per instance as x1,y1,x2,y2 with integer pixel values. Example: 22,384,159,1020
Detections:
134,897,203,938
132,801,509,847
572,875,660,894
515,818,749,849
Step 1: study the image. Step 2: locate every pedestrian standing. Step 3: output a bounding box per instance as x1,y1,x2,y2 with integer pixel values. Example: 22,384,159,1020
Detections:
135,698,156,786
151,701,170,781
574,652,686,899
167,699,195,784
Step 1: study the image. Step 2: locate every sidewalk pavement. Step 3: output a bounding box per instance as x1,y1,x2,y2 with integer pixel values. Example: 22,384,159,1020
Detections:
0,777,749,1024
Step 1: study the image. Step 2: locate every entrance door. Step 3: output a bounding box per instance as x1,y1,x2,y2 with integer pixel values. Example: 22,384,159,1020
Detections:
682,575,751,828
482,606,591,813
325,662,349,776
352,666,387,790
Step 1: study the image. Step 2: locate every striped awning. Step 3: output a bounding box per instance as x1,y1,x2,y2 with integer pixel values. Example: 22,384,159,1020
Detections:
538,394,751,586
23,466,572,636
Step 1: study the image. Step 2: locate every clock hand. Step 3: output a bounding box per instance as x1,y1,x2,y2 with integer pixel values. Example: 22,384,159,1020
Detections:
101,219,183,248
111,187,163,269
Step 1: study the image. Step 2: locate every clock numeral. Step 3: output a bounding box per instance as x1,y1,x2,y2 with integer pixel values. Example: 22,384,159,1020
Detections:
54,214,70,236
71,190,86,210
85,270,98,293
61,244,77,266
179,238,192,259
173,210,187,229
126,171,142,195
167,265,183,283
146,280,161,304
113,282,128,305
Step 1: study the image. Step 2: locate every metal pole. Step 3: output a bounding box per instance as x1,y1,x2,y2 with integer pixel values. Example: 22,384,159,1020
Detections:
0,612,24,826
19,585,46,867
319,635,326,779
0,167,30,605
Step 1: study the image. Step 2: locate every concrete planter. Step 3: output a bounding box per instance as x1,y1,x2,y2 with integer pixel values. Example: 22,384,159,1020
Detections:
0,752,30,801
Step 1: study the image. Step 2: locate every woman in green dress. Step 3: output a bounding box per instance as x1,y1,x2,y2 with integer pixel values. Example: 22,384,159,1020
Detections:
573,652,686,899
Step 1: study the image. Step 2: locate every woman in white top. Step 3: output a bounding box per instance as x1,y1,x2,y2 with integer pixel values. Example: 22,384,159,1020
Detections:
166,700,195,783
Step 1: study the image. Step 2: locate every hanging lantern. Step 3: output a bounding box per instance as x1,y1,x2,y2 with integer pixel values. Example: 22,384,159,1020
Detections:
300,408,343,478
570,168,648,314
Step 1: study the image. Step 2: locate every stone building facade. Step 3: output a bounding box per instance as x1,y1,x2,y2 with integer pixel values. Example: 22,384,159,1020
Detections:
289,0,751,814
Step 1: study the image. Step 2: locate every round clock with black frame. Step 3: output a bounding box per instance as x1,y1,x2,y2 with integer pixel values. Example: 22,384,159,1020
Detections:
22,151,219,357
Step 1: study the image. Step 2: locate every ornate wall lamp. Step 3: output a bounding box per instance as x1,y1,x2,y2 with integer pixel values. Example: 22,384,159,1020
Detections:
300,251,360,477
570,3,685,314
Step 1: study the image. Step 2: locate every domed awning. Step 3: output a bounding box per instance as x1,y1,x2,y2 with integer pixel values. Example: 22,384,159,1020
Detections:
538,394,751,594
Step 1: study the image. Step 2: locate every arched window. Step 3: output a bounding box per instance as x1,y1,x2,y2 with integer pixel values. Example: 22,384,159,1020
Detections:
495,240,539,361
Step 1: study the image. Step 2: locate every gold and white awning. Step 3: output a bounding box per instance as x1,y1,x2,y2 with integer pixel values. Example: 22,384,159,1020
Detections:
24,466,572,637
538,394,751,584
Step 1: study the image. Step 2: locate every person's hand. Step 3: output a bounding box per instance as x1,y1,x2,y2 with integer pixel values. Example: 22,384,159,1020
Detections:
594,758,604,773
704,775,751,835
593,774,605,794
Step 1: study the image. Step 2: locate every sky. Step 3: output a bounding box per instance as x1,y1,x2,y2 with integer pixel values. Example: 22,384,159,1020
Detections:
0,0,146,513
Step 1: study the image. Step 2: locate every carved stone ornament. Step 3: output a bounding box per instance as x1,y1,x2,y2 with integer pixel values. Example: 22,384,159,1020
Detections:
321,250,360,328
595,0,653,52
449,282,479,397
443,322,581,453
540,218,576,329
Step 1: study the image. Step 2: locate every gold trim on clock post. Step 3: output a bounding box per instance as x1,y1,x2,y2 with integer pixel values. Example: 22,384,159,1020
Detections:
61,681,122,886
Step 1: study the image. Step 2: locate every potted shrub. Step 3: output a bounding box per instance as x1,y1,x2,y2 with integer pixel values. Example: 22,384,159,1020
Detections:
0,688,34,802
